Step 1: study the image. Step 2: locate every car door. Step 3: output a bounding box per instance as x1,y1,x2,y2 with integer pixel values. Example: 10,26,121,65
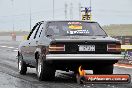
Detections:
27,23,43,66
21,23,41,64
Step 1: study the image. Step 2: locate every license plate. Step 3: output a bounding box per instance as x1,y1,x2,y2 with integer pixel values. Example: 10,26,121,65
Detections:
79,45,95,51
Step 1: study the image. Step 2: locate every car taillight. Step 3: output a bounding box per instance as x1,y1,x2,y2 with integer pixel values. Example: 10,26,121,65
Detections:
49,44,65,51
107,44,121,52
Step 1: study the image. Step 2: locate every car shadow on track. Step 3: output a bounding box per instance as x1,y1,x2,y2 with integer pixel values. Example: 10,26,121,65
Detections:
25,72,76,83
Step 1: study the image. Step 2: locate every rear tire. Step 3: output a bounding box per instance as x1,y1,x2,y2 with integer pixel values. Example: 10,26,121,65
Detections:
93,64,113,74
36,55,55,81
18,55,27,75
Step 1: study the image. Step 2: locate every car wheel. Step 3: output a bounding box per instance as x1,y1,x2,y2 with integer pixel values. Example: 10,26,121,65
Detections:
18,55,27,75
36,55,55,81
93,64,113,74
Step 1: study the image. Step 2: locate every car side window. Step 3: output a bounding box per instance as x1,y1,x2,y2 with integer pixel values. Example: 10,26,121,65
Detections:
29,24,40,40
36,24,43,39
34,24,42,39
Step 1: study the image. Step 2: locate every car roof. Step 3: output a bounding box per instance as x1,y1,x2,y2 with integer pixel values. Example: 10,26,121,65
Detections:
46,20,97,23
38,20,97,24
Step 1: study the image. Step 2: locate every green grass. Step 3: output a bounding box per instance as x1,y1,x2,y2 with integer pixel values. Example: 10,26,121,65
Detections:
102,24,132,36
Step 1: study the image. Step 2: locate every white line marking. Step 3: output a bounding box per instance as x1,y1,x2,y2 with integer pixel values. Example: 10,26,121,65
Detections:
0,46,7,47
7,47,14,49
13,50,18,52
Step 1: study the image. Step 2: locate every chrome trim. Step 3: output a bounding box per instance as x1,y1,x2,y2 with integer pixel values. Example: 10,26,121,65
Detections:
46,54,124,60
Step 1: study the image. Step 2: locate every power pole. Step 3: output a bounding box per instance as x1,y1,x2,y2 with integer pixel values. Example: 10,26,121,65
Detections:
79,2,81,20
70,3,73,20
90,0,91,10
90,0,92,21
11,0,16,41
29,0,32,31
53,0,55,19
11,0,14,33
65,2,68,19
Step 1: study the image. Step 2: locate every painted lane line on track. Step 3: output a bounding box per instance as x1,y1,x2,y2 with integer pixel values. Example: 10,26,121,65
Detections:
114,64,132,69
13,50,18,52
0,45,18,52
0,46,7,47
7,47,14,49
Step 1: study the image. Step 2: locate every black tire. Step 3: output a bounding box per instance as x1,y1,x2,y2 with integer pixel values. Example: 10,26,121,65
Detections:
93,64,113,74
18,55,27,75
36,55,55,81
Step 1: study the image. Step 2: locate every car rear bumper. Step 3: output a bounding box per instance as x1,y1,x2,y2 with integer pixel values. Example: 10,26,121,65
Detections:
46,54,125,60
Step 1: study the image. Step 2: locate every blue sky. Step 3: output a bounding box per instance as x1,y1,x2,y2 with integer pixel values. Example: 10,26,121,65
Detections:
0,0,132,31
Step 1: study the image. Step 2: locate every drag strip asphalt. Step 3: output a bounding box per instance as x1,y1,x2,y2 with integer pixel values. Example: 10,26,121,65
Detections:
0,41,131,88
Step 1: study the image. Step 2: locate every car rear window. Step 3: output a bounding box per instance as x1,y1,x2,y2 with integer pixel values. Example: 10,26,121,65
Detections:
46,21,107,36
